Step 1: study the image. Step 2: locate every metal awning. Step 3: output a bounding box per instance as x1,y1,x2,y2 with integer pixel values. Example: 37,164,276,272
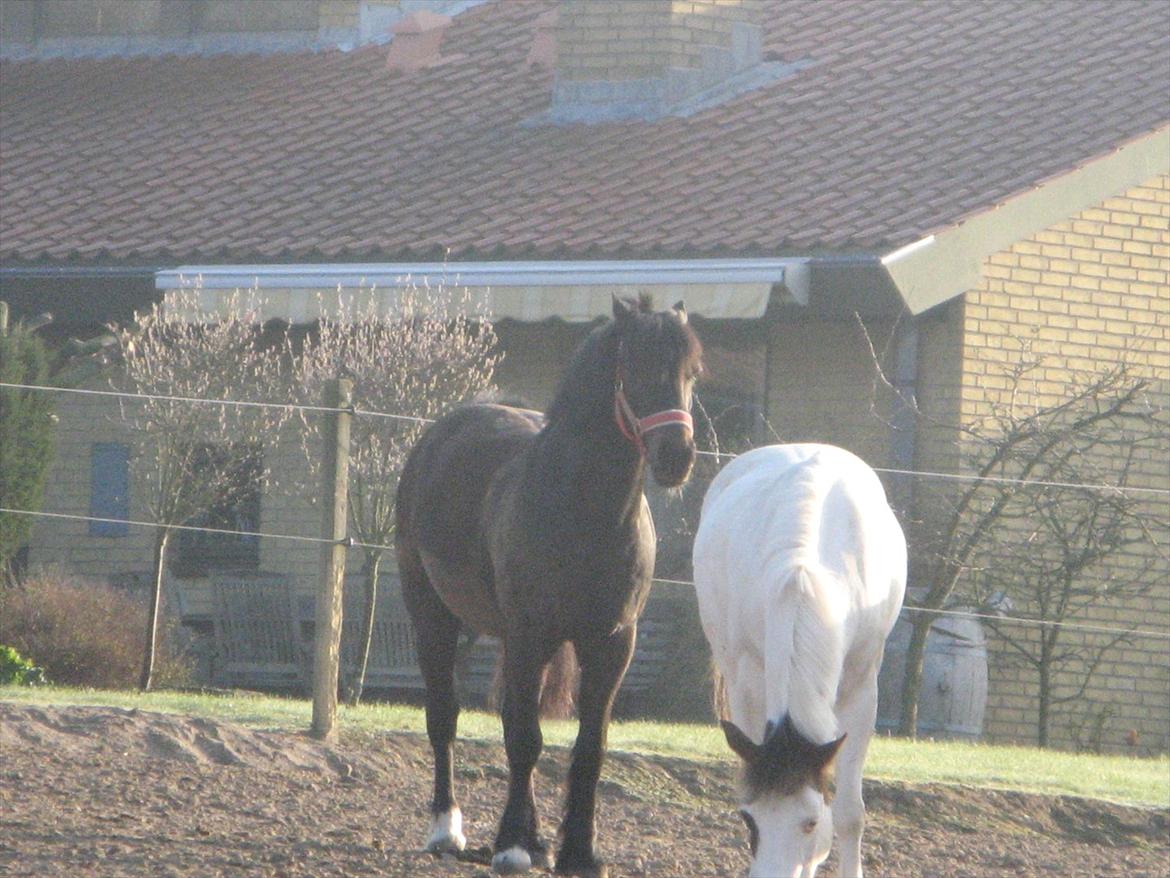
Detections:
154,259,809,322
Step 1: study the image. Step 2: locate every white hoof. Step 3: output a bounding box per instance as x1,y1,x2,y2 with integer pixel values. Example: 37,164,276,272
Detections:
424,807,466,854
491,845,533,874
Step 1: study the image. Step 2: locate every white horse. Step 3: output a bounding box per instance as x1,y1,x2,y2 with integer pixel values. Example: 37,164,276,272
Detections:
693,444,906,878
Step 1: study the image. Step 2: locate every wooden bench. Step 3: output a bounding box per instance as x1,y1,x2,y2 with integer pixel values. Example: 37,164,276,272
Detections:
211,573,303,690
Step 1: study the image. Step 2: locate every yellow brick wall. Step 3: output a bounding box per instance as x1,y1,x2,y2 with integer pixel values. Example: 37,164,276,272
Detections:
33,389,156,583
764,317,898,466
29,386,325,619
958,174,1170,754
556,0,759,82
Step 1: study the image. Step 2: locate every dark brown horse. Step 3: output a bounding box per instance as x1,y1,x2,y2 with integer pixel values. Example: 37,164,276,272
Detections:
395,295,702,876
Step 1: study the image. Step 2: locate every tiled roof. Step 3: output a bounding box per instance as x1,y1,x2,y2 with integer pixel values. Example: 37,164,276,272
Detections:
1,0,1167,265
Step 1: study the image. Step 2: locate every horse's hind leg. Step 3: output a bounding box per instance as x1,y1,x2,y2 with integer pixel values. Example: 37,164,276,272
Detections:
557,625,636,878
832,672,880,878
401,558,465,854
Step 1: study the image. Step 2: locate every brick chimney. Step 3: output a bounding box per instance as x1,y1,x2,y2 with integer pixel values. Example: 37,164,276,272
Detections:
545,0,783,123
385,10,452,74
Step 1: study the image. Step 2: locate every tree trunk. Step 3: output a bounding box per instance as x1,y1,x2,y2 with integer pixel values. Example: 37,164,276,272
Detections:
139,528,170,691
347,552,381,707
1037,661,1051,748
1037,630,1056,748
897,613,932,738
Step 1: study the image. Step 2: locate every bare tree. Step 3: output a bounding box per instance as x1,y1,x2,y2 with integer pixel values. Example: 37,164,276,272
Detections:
966,436,1167,747
861,320,1165,738
112,290,288,690
289,282,500,704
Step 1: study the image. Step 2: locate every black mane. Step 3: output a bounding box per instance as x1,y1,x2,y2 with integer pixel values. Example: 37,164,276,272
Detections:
544,296,701,429
742,714,839,801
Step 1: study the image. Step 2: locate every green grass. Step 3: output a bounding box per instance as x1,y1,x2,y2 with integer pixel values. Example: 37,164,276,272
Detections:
4,685,1167,809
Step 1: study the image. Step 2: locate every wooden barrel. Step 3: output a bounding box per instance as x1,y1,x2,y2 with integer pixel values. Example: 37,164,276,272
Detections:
876,610,988,740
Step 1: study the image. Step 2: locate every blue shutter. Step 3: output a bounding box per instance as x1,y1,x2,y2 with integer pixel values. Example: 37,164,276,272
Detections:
89,443,129,537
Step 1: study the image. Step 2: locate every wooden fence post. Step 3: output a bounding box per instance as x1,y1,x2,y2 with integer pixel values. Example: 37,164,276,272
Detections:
311,377,353,741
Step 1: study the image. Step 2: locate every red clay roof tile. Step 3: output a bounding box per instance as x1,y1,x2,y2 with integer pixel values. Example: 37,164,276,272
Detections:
1,0,1167,265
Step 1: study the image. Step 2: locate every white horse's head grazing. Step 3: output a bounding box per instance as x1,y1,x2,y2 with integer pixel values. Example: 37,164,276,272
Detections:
723,715,845,878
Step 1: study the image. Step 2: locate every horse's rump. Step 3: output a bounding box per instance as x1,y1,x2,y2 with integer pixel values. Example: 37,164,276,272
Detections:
396,403,544,636
705,560,849,746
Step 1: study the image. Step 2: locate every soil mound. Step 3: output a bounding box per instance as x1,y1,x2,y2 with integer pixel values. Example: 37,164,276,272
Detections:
1,701,1166,877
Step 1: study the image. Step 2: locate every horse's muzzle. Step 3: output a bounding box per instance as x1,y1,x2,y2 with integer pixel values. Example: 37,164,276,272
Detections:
645,424,696,488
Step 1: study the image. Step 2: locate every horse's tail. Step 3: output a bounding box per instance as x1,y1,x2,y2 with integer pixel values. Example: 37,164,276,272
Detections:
767,562,846,743
709,561,845,739
539,642,579,719
488,642,579,719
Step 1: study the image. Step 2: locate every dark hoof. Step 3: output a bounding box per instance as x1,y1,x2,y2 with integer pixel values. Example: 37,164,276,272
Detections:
531,845,553,869
555,853,607,878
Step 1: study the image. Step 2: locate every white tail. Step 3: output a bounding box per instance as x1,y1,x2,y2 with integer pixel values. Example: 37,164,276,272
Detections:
765,565,846,746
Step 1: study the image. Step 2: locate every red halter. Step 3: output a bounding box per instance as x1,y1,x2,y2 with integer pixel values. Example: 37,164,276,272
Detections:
613,353,694,456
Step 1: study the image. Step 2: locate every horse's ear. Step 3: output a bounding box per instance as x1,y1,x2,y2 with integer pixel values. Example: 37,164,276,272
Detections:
812,733,847,770
721,720,761,764
673,300,687,324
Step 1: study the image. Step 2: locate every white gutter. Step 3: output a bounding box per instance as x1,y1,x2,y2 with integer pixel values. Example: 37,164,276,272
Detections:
155,258,810,322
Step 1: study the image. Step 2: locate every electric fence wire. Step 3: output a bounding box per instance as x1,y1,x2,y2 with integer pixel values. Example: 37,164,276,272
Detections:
2,505,1167,642
4,381,1168,641
3,380,1168,497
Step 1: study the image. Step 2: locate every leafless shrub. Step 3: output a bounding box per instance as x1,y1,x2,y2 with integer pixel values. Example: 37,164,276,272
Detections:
112,287,288,690
0,567,192,688
861,317,1167,742
288,280,500,703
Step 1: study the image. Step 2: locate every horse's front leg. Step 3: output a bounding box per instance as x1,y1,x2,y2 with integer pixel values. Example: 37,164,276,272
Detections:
493,636,554,875
557,625,637,878
831,672,880,878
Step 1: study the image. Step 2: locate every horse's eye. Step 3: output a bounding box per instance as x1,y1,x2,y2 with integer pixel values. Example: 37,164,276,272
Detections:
740,810,759,855
801,817,818,835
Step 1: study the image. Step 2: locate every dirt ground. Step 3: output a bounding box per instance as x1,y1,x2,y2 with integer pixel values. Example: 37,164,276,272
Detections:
1,703,1166,878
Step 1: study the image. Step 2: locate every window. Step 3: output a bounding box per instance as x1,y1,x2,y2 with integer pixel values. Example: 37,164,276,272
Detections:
89,443,129,537
170,445,262,578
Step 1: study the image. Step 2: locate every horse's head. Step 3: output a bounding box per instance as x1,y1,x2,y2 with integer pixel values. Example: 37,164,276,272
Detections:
722,716,845,878
611,294,703,488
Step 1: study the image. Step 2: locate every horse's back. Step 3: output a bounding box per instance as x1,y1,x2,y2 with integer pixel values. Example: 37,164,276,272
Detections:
396,403,544,634
693,444,906,737
697,444,903,597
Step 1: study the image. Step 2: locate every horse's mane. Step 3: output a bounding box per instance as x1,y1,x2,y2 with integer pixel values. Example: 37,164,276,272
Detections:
741,714,838,799
544,295,700,429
